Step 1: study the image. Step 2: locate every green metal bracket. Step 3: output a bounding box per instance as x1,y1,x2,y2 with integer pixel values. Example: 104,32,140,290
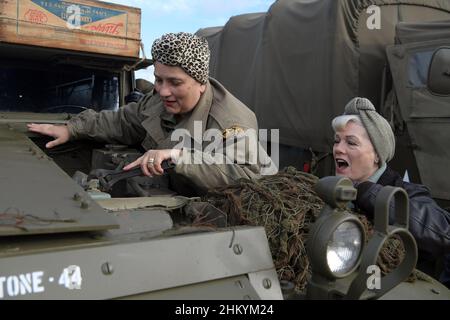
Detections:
346,187,418,299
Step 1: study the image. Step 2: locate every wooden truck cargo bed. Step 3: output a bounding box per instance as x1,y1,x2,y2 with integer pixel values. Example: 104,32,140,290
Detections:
0,0,141,58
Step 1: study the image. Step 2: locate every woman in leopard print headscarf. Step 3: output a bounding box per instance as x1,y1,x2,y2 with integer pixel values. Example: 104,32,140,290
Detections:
29,32,263,195
147,32,211,116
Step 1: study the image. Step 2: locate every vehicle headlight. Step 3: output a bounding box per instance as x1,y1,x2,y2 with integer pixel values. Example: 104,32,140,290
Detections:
307,213,365,280
326,221,363,276
306,176,367,299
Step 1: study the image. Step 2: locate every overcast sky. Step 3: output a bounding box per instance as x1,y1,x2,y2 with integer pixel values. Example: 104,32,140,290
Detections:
104,0,274,80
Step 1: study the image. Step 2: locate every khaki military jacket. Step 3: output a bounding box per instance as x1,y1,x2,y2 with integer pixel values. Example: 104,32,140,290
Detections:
67,78,261,192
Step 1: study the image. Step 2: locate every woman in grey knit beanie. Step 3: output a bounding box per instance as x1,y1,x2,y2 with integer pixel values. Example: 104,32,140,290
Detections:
332,97,395,183
331,97,450,285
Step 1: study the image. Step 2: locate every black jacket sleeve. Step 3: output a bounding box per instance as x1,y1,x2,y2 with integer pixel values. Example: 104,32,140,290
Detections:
355,169,450,258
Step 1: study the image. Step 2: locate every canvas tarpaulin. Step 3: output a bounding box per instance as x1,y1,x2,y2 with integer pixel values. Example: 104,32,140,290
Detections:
386,21,450,200
196,0,450,153
396,20,450,43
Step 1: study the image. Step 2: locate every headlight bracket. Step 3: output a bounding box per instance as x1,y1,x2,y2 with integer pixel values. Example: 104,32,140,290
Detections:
345,187,418,300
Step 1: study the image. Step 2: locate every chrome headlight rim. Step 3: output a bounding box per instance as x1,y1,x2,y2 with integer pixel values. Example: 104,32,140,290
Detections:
308,213,366,279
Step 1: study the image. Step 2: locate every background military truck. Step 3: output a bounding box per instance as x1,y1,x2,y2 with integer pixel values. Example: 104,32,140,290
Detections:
0,0,282,300
0,0,447,300
196,0,450,207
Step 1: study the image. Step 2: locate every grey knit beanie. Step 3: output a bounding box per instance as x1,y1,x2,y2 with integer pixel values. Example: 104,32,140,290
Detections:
344,97,395,165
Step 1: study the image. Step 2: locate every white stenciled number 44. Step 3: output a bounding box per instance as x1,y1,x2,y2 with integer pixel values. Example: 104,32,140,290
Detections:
58,265,83,290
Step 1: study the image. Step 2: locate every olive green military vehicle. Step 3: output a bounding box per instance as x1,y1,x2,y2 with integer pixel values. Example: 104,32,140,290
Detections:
0,0,283,300
196,0,450,298
0,0,448,301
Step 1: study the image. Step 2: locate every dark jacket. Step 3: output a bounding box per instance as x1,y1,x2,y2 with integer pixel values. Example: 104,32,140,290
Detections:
355,167,450,259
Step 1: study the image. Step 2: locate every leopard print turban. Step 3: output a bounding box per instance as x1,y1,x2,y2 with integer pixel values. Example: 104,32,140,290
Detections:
151,32,210,84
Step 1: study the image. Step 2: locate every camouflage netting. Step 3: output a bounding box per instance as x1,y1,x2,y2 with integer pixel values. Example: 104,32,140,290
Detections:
204,167,416,292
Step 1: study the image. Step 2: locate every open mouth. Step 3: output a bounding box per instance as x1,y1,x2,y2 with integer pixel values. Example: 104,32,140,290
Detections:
335,158,349,169
163,100,177,108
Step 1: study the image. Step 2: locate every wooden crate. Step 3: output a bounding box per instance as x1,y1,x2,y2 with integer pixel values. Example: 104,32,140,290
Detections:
0,0,141,58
